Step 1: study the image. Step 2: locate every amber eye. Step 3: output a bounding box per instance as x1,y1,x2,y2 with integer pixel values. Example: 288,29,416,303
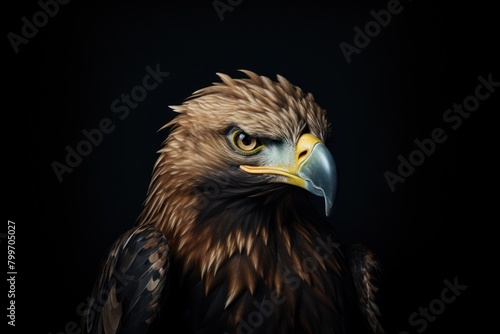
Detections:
231,130,264,154
236,132,257,150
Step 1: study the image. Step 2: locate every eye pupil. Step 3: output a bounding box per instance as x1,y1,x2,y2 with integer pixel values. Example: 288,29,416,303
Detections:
240,133,252,146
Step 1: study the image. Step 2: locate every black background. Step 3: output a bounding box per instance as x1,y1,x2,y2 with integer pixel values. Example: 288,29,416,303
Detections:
5,0,497,333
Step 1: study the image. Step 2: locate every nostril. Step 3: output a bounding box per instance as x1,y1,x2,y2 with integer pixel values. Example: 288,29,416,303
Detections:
298,150,308,161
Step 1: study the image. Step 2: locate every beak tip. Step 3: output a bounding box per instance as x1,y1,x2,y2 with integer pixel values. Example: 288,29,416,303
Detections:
297,142,337,217
324,197,334,217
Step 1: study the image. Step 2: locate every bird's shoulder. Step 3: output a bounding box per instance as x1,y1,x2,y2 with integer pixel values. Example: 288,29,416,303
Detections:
82,224,170,334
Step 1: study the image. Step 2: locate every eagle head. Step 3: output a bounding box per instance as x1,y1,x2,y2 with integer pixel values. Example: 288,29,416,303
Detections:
148,69,336,217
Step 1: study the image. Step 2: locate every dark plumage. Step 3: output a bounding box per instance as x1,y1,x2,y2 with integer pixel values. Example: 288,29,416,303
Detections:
82,70,384,333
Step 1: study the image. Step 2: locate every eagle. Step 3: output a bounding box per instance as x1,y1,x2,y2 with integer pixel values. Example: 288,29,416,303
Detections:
81,70,385,334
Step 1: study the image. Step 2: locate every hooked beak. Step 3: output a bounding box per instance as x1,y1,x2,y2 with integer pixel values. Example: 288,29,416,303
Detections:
240,134,338,216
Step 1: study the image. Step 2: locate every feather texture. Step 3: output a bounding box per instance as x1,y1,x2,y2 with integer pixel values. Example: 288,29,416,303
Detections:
348,244,385,333
82,225,169,334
